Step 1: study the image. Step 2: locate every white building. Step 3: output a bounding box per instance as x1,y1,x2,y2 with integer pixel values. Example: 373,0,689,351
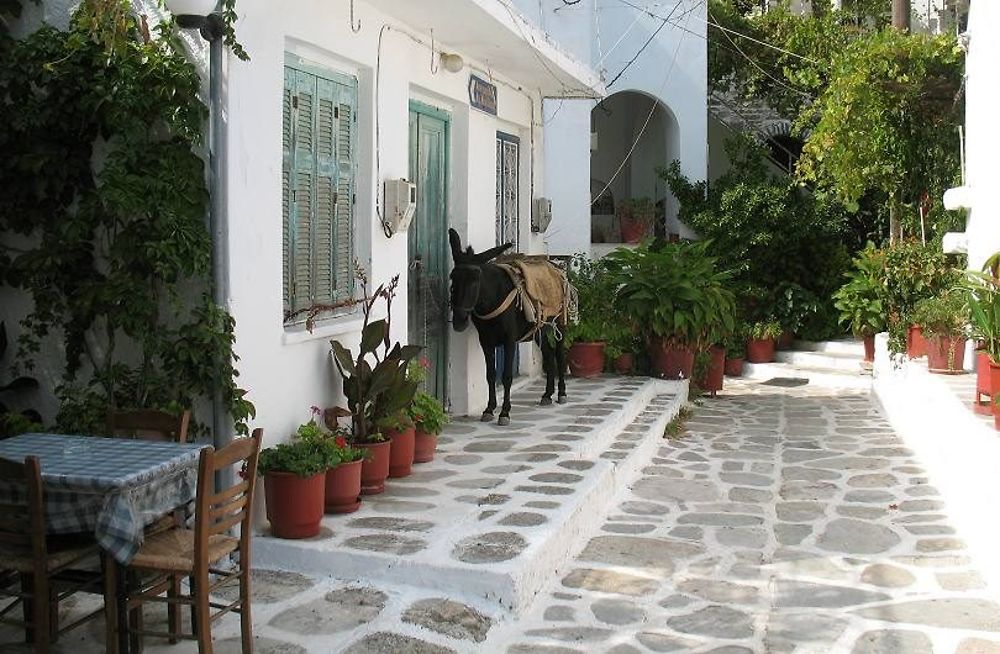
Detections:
510,0,708,257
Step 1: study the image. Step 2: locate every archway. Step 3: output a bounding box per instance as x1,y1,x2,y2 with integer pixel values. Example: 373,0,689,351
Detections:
590,90,679,245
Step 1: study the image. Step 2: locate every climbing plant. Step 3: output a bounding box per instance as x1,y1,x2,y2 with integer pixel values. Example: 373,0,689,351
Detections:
0,0,254,435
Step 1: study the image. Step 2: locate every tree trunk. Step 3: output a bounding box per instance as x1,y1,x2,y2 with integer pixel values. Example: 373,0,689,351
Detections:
892,0,911,31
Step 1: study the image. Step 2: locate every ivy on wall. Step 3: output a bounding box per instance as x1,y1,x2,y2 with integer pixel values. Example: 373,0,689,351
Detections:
0,0,254,436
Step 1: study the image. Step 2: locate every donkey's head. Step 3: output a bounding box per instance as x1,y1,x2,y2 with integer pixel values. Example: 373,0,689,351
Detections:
448,228,512,332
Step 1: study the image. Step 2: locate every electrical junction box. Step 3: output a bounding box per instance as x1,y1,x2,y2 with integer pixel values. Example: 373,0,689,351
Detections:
384,178,417,236
532,197,553,233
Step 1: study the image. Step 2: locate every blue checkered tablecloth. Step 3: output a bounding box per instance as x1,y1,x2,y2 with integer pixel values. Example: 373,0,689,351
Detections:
0,433,208,564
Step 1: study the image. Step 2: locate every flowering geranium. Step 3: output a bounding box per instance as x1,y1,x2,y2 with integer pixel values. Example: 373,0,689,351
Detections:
293,407,366,465
407,392,448,434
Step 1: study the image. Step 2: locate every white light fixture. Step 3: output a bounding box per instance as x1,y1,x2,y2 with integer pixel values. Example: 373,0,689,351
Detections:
439,53,464,73
164,0,221,34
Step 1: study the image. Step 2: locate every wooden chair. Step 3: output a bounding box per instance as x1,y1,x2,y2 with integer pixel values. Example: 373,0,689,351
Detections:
106,408,191,444
111,429,262,654
0,456,106,652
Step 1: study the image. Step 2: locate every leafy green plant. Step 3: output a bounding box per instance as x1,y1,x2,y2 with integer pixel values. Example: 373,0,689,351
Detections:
605,241,736,349
0,322,42,439
258,440,333,478
833,244,886,337
748,320,782,341
911,290,968,340
408,392,449,435
617,197,657,229
564,254,617,346
330,270,421,444
966,265,1000,365
294,407,365,465
724,322,747,359
0,5,254,436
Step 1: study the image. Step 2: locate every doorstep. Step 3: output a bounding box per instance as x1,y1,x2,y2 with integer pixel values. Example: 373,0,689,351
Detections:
872,347,1000,600
252,375,687,615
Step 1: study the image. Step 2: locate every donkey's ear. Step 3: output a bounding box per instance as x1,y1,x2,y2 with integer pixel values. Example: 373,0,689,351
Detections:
473,242,514,264
448,228,463,262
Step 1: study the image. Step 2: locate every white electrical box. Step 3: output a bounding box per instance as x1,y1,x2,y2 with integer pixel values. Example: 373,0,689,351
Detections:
384,178,417,236
532,197,553,233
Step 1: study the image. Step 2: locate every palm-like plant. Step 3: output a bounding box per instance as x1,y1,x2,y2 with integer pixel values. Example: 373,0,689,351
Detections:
833,245,886,338
966,266,1000,365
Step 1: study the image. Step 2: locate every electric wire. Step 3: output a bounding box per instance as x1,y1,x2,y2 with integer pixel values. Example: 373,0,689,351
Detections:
605,0,684,89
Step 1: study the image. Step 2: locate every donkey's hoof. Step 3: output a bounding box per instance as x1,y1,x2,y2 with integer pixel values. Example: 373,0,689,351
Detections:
557,395,568,404
481,412,494,422
497,416,511,426
539,396,553,406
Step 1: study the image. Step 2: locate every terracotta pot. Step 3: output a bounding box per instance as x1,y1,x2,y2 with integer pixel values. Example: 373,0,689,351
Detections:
613,353,635,375
746,338,776,364
863,334,876,363
265,471,325,539
926,335,967,374
324,460,362,514
724,357,744,377
907,325,928,358
568,342,606,378
648,338,695,379
357,441,391,495
413,429,438,463
387,426,416,478
777,331,794,350
619,216,648,243
975,350,993,415
697,347,725,396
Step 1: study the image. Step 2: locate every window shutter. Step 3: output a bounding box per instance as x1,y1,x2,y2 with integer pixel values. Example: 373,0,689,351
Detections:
281,67,294,314
334,83,355,301
313,77,338,306
292,69,316,312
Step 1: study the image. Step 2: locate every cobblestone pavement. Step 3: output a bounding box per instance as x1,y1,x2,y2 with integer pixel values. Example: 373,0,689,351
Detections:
5,378,1000,653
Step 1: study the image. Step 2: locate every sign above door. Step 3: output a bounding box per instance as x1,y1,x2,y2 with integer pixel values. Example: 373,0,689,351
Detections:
469,75,497,116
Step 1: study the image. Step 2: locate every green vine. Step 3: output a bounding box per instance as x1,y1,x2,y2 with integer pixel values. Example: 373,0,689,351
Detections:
0,0,254,436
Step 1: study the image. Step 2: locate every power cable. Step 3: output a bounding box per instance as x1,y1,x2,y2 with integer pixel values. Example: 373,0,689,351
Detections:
605,1,682,89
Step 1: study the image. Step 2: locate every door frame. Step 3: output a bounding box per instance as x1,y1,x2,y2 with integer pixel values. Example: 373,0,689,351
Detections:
408,100,451,403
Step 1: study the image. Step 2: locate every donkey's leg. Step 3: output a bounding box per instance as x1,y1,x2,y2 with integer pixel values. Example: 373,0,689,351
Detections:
482,341,497,422
498,339,516,426
539,330,555,405
556,334,568,403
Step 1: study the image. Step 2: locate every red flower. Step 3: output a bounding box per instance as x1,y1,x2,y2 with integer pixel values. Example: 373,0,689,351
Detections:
335,436,347,448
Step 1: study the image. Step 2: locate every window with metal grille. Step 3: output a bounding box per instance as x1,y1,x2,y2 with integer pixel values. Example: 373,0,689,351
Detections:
282,57,357,323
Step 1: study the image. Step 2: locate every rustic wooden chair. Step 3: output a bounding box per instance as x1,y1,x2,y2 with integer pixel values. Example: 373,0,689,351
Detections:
106,408,191,444
111,429,262,654
0,456,107,652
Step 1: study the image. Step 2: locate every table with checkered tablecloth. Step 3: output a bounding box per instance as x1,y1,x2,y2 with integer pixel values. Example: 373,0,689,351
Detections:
0,433,208,564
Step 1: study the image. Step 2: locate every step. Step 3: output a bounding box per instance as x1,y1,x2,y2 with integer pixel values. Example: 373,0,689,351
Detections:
775,349,865,372
741,361,872,390
791,338,866,356
252,376,687,615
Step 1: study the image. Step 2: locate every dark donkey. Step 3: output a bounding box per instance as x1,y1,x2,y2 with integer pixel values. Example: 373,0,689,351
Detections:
448,228,567,426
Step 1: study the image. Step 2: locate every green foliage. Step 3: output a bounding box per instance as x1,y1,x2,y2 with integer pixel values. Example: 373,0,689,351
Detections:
564,254,621,346
331,272,421,444
0,322,42,438
408,392,448,435
605,241,736,349
661,137,848,338
879,241,960,354
911,290,968,340
617,197,657,228
748,320,782,340
796,29,963,229
258,439,332,478
965,264,1000,364
0,5,253,436
833,244,886,337
293,407,365,465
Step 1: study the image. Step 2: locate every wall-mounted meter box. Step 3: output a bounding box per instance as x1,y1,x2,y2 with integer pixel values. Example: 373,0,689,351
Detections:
531,197,553,233
384,178,417,236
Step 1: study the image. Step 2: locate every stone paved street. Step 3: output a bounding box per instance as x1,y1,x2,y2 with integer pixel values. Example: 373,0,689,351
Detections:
5,377,1000,653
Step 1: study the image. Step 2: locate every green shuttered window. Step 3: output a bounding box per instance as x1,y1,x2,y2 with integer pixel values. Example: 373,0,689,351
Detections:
282,59,356,321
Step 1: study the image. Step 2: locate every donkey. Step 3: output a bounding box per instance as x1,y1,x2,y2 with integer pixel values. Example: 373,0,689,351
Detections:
448,228,567,426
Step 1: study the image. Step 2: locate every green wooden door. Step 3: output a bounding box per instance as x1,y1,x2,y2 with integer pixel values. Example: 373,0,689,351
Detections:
408,103,450,402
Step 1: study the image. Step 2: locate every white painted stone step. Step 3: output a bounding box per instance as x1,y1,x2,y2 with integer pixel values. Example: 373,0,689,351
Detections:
252,376,687,615
792,338,866,356
741,361,872,390
775,349,865,372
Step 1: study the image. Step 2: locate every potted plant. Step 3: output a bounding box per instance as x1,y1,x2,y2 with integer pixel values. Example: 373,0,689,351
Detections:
746,319,781,363
772,283,820,350
833,245,886,363
295,407,366,514
724,324,746,376
565,255,615,377
259,438,332,539
379,411,416,478
617,197,656,244
967,258,1000,423
330,271,422,495
696,345,726,396
409,391,449,463
607,241,735,379
912,290,968,374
